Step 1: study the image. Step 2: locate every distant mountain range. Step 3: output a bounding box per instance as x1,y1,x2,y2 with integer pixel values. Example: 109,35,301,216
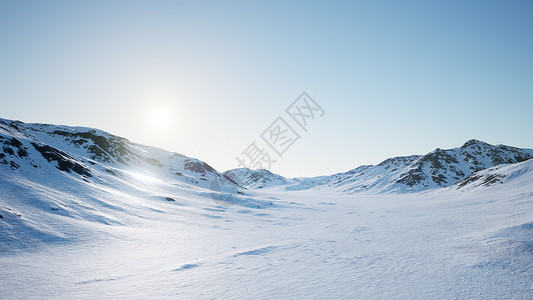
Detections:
225,139,533,193
1,118,532,196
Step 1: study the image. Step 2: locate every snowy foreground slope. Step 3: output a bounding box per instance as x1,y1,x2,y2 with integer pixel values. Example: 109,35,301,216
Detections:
1,119,532,299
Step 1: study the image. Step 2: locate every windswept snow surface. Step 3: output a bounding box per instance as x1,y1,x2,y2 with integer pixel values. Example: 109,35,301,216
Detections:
1,168,533,299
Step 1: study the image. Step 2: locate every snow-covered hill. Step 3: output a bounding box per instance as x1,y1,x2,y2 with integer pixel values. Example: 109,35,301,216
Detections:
229,139,533,193
454,157,533,191
0,118,242,190
223,168,297,189
0,118,279,250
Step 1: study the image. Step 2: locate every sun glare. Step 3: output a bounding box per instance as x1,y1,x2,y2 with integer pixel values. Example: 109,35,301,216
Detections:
124,170,163,184
150,108,171,129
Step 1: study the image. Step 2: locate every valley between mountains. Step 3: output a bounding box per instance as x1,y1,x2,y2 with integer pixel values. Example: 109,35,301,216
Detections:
1,118,532,299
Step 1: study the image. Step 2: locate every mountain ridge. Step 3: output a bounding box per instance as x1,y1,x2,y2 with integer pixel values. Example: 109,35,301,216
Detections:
1,117,533,254
226,139,533,193
2,118,532,195
0,118,242,196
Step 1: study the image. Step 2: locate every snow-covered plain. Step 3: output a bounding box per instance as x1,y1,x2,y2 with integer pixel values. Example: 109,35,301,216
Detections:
2,169,532,299
1,119,532,299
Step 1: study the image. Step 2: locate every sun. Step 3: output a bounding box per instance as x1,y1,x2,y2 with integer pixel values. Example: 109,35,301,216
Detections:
150,108,171,129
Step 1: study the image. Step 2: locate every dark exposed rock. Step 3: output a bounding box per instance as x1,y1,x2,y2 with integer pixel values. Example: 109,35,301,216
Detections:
51,130,140,163
1,137,29,158
481,174,505,186
432,174,447,185
2,146,14,156
514,154,529,163
397,165,425,187
31,142,92,177
104,169,119,176
5,137,22,148
223,174,239,185
9,161,19,170
184,159,216,174
456,173,505,189
0,120,23,133
17,148,28,157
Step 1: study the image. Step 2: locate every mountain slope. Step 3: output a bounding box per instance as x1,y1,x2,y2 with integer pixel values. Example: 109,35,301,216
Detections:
0,118,240,189
223,168,297,189
0,118,276,250
454,157,533,192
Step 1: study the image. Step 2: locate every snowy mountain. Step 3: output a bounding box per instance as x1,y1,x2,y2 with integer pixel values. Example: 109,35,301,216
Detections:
229,139,533,193
223,168,296,189
0,118,240,189
0,118,279,249
3,118,532,197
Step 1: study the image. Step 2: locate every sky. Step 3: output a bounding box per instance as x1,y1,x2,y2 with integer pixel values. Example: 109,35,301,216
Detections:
1,0,532,177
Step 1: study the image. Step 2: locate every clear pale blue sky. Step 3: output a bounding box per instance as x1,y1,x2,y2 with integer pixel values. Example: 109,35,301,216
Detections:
1,1,532,177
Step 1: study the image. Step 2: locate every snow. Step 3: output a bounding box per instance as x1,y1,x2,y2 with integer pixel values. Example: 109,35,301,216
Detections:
1,119,532,299
1,183,532,299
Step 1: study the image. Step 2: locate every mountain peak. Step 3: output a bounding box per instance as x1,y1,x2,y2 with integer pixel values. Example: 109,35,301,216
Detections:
461,139,491,148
